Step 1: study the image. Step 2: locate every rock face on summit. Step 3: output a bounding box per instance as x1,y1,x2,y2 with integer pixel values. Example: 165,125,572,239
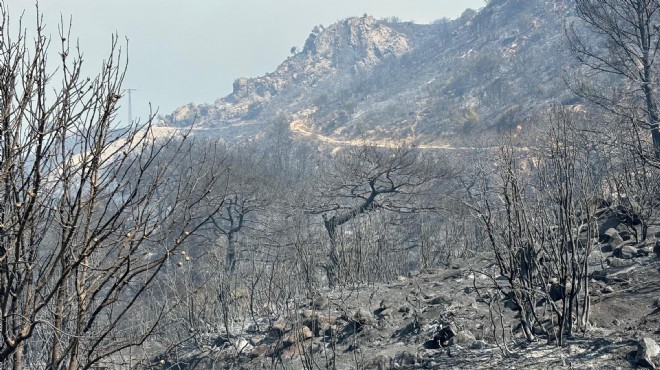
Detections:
164,0,576,145
304,16,412,70
166,15,414,133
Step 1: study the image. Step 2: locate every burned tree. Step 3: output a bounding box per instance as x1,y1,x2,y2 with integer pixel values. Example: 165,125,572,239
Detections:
472,109,600,347
316,145,454,287
0,6,225,369
569,0,660,161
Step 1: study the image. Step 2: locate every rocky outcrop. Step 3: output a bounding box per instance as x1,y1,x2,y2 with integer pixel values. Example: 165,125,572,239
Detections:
163,0,578,146
164,15,415,130
303,16,411,71
637,338,660,369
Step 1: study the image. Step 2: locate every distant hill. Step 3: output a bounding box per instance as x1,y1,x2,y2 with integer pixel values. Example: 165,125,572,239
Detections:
162,0,578,147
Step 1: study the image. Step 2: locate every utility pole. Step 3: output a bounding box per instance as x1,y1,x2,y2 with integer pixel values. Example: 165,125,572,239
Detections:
124,88,137,123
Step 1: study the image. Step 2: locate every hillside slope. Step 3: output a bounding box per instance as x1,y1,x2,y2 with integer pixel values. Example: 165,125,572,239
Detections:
162,0,578,147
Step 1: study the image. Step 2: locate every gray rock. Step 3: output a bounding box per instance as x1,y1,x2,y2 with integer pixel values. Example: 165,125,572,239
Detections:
271,318,289,333
600,227,620,243
434,323,458,346
607,256,635,268
365,354,392,370
448,330,475,346
471,340,489,349
638,245,654,255
609,234,628,249
312,295,329,310
395,351,418,366
428,295,450,305
230,337,253,353
447,346,461,357
615,223,631,236
613,244,638,259
304,314,334,336
246,323,260,333
283,325,314,344
636,337,660,369
353,308,377,326
250,344,270,358
600,243,614,253
378,308,393,318
249,334,266,346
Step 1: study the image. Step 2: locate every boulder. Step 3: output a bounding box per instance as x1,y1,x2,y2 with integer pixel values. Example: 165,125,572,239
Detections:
365,354,392,370
312,295,329,310
250,344,270,358
607,257,635,268
249,334,266,346
471,340,489,350
600,243,614,253
448,330,476,346
304,314,334,336
638,244,655,256
352,308,377,327
434,323,458,346
428,295,450,306
447,346,461,357
271,318,289,333
654,241,660,258
377,307,393,318
246,321,266,333
230,337,253,353
613,245,638,259
395,351,418,366
609,233,628,249
283,326,314,345
279,342,301,360
301,325,314,339
615,223,632,237
636,337,660,369
599,226,621,243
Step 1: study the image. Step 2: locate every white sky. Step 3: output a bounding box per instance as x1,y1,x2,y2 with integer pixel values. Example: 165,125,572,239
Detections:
6,1,484,123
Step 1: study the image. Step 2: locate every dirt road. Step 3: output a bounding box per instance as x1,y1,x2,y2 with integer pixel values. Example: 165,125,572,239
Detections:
289,119,494,150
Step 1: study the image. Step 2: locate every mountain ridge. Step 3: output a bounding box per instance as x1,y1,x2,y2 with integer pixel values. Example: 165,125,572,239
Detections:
162,0,577,146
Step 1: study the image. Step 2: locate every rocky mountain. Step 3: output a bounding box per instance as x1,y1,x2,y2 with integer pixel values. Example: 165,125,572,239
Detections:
162,0,578,147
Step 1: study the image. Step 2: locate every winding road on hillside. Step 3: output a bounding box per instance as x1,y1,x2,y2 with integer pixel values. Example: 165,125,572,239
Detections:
289,119,498,151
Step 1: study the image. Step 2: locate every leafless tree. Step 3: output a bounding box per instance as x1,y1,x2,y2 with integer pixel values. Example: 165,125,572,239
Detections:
314,145,454,287
471,109,599,347
568,0,660,161
0,6,225,369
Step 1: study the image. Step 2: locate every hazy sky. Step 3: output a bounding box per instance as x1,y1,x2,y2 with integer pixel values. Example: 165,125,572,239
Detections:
7,1,484,123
